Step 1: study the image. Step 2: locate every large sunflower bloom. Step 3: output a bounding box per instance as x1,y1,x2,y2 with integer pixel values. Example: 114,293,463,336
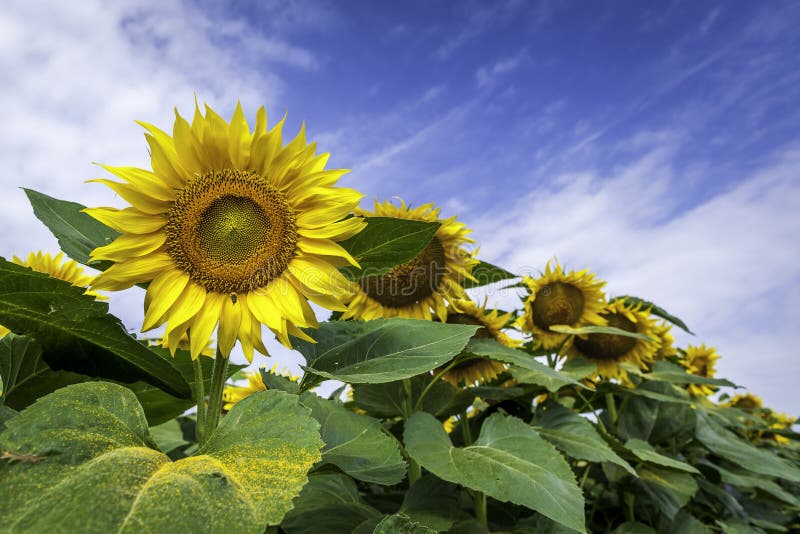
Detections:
342,199,477,322
86,103,365,360
565,299,660,382
679,344,720,396
1,252,104,338
516,260,606,350
441,299,520,386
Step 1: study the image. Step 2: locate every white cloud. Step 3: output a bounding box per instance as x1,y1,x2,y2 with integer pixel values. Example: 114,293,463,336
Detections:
469,139,800,413
475,52,526,88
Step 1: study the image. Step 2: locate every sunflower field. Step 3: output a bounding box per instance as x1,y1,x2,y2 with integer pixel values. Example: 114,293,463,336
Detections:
0,103,798,533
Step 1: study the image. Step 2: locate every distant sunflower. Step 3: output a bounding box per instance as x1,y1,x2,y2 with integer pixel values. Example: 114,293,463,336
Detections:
724,393,763,412
766,412,796,445
441,299,520,386
342,199,477,321
565,299,660,382
516,260,606,350
1,252,104,338
679,344,719,396
86,102,365,360
652,322,677,360
222,365,299,411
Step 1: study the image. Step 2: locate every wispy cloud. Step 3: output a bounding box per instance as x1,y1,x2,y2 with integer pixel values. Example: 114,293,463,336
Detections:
435,0,525,60
475,51,526,87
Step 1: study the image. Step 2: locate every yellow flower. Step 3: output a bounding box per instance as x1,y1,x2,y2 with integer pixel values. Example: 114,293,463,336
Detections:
724,393,763,411
652,322,676,359
440,299,520,386
680,344,720,396
342,199,477,322
222,364,298,411
86,102,365,361
767,412,796,445
1,252,105,339
565,299,660,383
516,260,606,350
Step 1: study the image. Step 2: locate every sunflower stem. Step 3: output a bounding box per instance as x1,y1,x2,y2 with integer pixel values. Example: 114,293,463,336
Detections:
605,392,618,427
415,358,463,411
401,378,422,485
204,349,229,441
193,357,207,445
460,411,487,527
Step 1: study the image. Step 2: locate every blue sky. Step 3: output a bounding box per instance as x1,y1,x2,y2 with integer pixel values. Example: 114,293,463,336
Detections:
1,1,799,412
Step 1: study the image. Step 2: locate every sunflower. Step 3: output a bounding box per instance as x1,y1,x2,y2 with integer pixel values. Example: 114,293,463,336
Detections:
341,199,477,322
724,393,763,412
440,299,520,386
86,102,365,361
766,412,796,445
652,322,676,360
564,299,660,382
516,260,606,350
679,344,719,396
222,364,299,411
1,252,105,338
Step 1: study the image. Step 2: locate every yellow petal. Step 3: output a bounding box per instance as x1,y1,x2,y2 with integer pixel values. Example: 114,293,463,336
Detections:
228,101,251,169
298,216,366,240
265,276,318,329
172,109,204,177
87,179,170,215
83,207,166,234
286,322,315,343
142,270,190,331
90,232,166,262
95,165,175,201
165,282,207,334
250,114,285,176
143,132,188,188
200,103,232,169
91,254,174,290
189,292,224,360
218,294,242,357
297,237,359,268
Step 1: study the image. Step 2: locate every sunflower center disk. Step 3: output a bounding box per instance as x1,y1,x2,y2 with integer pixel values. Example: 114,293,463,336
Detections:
531,282,585,329
166,169,298,294
360,237,446,308
574,312,637,361
447,313,492,339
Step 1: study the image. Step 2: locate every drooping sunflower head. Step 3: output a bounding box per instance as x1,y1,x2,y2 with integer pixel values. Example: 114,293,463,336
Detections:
679,344,720,396
86,102,365,360
440,299,521,386
724,393,763,412
222,364,299,411
342,199,477,322
565,299,661,382
516,260,606,350
1,252,105,339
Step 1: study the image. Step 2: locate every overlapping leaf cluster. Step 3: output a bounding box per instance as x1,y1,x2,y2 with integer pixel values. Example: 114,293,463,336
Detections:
0,190,798,534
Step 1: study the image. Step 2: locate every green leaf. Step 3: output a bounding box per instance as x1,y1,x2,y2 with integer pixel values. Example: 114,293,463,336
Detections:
259,367,300,394
645,361,737,388
372,514,437,533
548,324,654,342
0,404,17,432
0,382,323,531
559,357,597,381
281,473,381,534
0,334,90,409
615,295,694,334
460,260,517,289
404,411,586,533
636,466,697,519
532,401,635,475
0,259,190,398
623,439,699,474
466,338,582,392
23,188,119,267
709,463,800,507
611,523,657,534
299,393,406,484
298,318,478,385
399,475,462,531
149,418,189,454
353,374,474,418
695,410,800,483
338,217,440,280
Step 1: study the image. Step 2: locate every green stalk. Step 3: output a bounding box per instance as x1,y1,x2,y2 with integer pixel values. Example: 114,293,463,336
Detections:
605,392,618,427
204,348,229,441
193,357,207,445
460,410,487,527
415,358,465,411
401,378,422,485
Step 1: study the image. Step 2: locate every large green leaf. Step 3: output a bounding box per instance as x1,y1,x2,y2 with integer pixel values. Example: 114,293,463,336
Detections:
338,217,440,280
372,514,437,533
0,259,190,398
636,466,697,519
615,295,693,334
623,439,699,474
466,338,582,392
404,412,586,533
460,260,517,289
399,475,463,531
24,188,119,267
0,382,322,532
695,410,800,483
298,319,478,385
0,334,90,408
549,324,654,341
531,401,634,474
707,462,800,507
299,393,406,484
281,473,381,534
